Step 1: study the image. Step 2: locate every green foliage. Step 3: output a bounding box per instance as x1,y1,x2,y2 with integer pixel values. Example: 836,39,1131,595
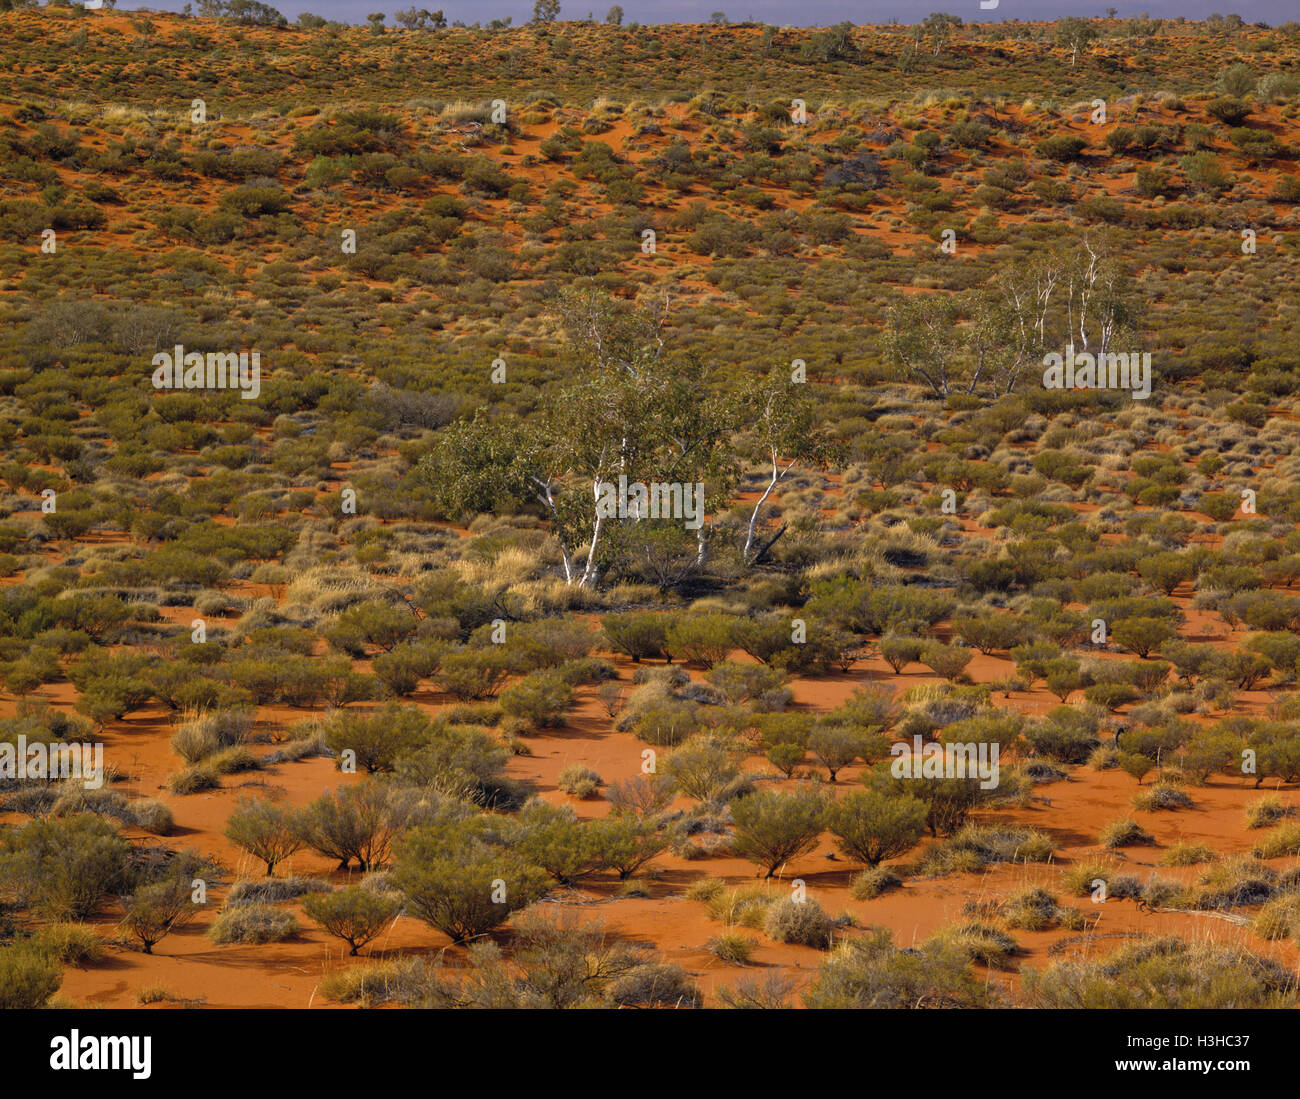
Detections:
665,614,737,668
223,798,306,876
730,786,828,877
299,782,446,871
0,813,131,919
1022,937,1296,1008
499,669,574,727
804,926,992,1008
302,886,400,955
119,877,196,954
601,612,669,662
827,789,926,866
323,703,436,774
393,819,549,943
0,942,61,1008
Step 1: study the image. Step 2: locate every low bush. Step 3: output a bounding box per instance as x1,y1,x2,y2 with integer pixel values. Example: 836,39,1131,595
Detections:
302,885,401,955
706,930,759,965
764,897,835,949
849,866,902,900
1022,937,1296,1008
1099,817,1155,848
804,926,992,1008
207,903,299,945
557,764,602,799
0,943,61,1008
35,922,106,965
1252,824,1300,860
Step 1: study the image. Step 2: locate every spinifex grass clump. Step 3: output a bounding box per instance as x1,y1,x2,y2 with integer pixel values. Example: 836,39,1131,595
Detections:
207,903,299,945
850,866,903,900
803,926,997,1009
1244,794,1295,830
1191,856,1277,911
1022,937,1299,1008
764,897,835,949
919,823,1055,875
967,886,1088,932
1099,816,1156,849
927,922,1021,969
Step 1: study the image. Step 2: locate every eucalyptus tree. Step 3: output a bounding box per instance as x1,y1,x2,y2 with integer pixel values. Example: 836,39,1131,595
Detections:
416,287,741,588
739,365,836,566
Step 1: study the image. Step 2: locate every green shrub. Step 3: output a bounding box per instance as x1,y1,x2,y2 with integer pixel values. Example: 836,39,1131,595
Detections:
808,725,866,781
1024,709,1100,763
865,764,984,838
322,702,434,773
298,783,439,872
391,722,514,807
120,877,196,954
0,813,131,919
662,736,741,801
730,786,828,878
302,886,401,955
372,641,445,696
1206,96,1250,125
595,815,673,880
393,820,549,943
600,612,669,662
879,635,923,674
917,642,974,681
1037,135,1087,161
665,614,737,668
509,800,612,885
500,670,574,727
435,650,511,700
827,789,926,867
223,798,306,876
0,942,61,1008
1111,617,1176,658
632,700,698,747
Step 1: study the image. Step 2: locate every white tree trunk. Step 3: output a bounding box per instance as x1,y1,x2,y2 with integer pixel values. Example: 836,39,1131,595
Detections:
578,479,605,588
743,451,795,565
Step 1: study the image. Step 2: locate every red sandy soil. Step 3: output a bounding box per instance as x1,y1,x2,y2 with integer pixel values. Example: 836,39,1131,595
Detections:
8,629,1297,1009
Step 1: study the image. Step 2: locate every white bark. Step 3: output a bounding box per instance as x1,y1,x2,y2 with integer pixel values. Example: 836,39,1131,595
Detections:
578,478,606,588
743,449,796,565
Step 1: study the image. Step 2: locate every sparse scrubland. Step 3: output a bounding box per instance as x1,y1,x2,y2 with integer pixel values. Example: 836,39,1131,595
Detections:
0,8,1299,1012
